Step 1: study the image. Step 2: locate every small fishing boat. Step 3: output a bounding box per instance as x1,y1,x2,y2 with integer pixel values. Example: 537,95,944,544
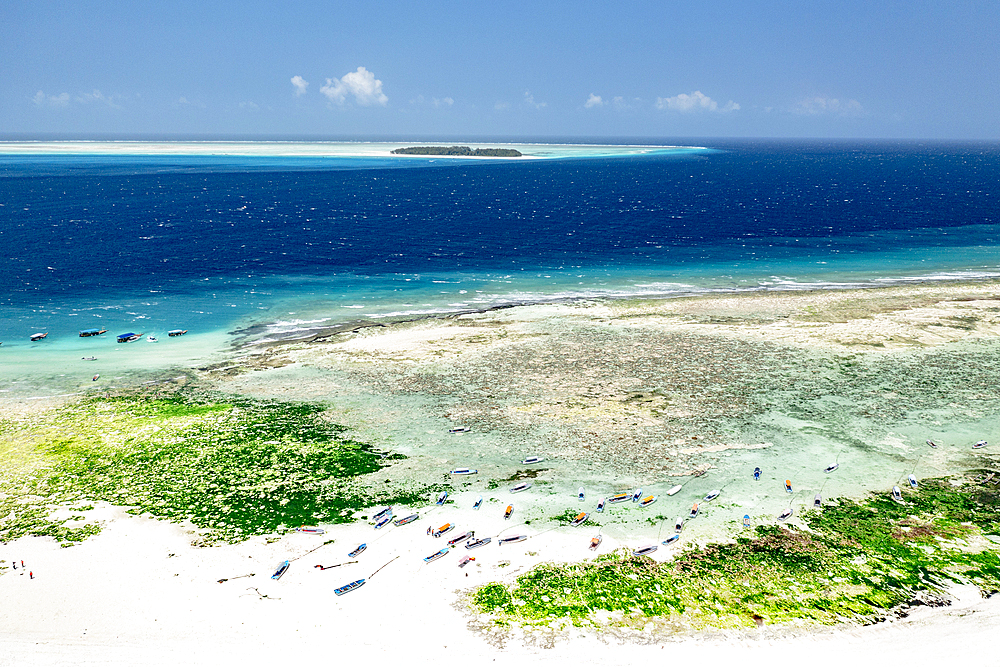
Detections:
689,503,699,519
662,534,680,546
639,495,657,507
521,456,543,464
78,328,107,337
607,493,630,504
450,468,478,475
631,488,643,503
394,513,419,527
704,489,720,501
465,537,492,549
296,526,325,534
569,512,589,527
674,517,684,533
666,484,682,496
371,506,393,522
82,356,97,361
458,556,475,568
92,374,99,381
147,336,157,342
334,578,366,596
271,560,290,580
589,535,603,551
374,515,392,529
116,332,142,343
473,496,483,510
743,514,751,527
436,491,448,505
578,487,585,501
510,482,531,493
973,440,988,449
423,548,450,563
753,467,762,481
892,486,903,502
168,329,188,337
30,333,48,341
777,508,793,521
432,523,453,538
784,480,793,493
926,439,937,448
448,426,470,433
814,493,822,507
348,543,367,558
596,498,606,513
908,474,918,488
504,504,513,520
498,535,527,546
447,531,475,546
824,463,839,473
632,545,658,557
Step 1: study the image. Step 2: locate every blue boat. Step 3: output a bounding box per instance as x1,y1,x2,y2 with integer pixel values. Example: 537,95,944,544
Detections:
374,514,392,529
662,534,680,545
271,560,289,580
334,578,366,596
348,543,367,558
116,332,142,343
423,548,450,563
473,496,483,510
79,328,107,337
394,513,419,526
753,467,761,481
436,491,448,505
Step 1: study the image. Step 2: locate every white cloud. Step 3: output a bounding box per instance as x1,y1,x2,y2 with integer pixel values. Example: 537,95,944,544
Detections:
433,97,453,107
494,101,510,110
291,75,309,96
524,91,546,109
32,90,70,107
240,101,259,109
76,89,120,108
792,96,863,116
321,67,387,106
584,93,604,108
655,90,739,113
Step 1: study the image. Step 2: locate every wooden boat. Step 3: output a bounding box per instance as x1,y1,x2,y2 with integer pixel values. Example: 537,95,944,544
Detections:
784,480,793,493
596,498,606,513
423,548,450,563
778,508,793,521
814,493,822,507
436,491,448,505
892,486,903,502
394,513,419,526
662,534,680,546
510,482,531,493
824,463,839,473
569,512,589,527
521,456,543,464
30,333,48,341
973,440,988,449
374,514,392,529
743,514,751,527
168,329,188,337
589,535,603,551
348,543,367,558
689,503,699,519
450,468,478,475
271,560,290,580
908,474,918,488
473,496,483,510
448,426,470,433
704,489,720,501
504,504,513,520
674,517,684,533
607,493,630,504
498,535,527,546
632,545,658,557
639,495,657,507
334,578,366,596
926,439,937,448
578,487,585,501
371,506,393,522
78,328,107,337
753,467,761,481
447,531,475,546
296,526,325,534
631,489,643,503
666,485,682,496
465,537,491,549
458,556,475,568
432,523,453,538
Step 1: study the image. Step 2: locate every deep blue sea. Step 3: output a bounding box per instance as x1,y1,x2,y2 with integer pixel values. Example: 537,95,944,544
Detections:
1,139,999,393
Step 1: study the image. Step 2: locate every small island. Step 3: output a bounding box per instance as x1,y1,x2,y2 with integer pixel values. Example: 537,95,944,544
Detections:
391,145,522,157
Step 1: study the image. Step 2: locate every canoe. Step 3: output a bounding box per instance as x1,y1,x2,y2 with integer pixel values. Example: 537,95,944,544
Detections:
521,456,543,464
908,474,918,488
296,526,325,534
394,513,419,526
662,534,680,546
578,487,585,501
674,517,684,533
498,535,527,546
778,508,793,521
348,543,367,558
423,548,450,563
824,463,839,473
450,468,478,475
631,489,643,503
927,439,937,448
596,498,606,513
371,506,393,522
639,495,657,507
334,578,366,596
473,496,483,510
784,480,793,493
436,491,448,505
704,489,720,501
666,484,683,496
632,545,658,557
892,486,903,502
432,523,453,537
589,535,603,551
689,503,699,519
458,556,475,568
465,538,492,549
504,504,513,520
753,467,761,481
374,514,392,529
569,512,589,527
607,493,630,504
973,440,988,449
448,530,475,546
510,482,532,493
271,560,290,580
448,427,470,433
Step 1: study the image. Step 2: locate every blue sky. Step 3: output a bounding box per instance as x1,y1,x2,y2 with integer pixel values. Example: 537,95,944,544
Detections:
2,0,998,139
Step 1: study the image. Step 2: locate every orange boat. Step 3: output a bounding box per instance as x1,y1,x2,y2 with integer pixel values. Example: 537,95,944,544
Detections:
431,523,453,537
504,504,513,520
589,535,603,551
569,512,589,527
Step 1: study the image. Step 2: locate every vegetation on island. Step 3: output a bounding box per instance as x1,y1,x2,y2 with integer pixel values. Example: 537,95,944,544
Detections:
391,146,522,157
472,468,1000,633
0,382,423,546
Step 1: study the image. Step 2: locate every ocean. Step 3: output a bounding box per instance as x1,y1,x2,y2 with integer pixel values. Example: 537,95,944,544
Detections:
2,139,999,396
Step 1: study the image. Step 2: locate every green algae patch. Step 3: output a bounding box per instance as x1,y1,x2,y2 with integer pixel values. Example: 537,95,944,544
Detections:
0,385,420,545
470,470,1000,633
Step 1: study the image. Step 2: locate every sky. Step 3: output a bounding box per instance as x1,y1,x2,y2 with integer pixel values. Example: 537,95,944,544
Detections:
2,0,998,140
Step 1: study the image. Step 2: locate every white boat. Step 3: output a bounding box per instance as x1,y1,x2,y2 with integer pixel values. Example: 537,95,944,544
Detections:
436,491,448,505
371,507,393,523
374,514,392,529
394,513,419,527
271,560,290,580
632,545,658,557
569,512,589,527
908,474,918,488
521,456,543,464
296,526,325,535
704,489,720,501
432,523,453,537
596,498,606,513
973,440,988,449
607,493,630,504
777,508,793,521
473,496,483,510
589,535,602,551
689,503,699,519
504,504,513,520
666,484,682,496
927,439,937,448
743,514,751,527
458,556,475,568
447,531,475,546
824,463,839,473
30,332,48,341
465,537,491,549
639,495,657,507
498,535,527,546
147,336,157,342
450,468,478,475
753,467,761,481
578,487,585,501
631,489,643,503
674,517,684,533
784,480,793,493
892,486,903,502
510,482,532,493
348,543,367,558
662,534,680,546
448,427,470,433
814,493,822,507
423,548,450,563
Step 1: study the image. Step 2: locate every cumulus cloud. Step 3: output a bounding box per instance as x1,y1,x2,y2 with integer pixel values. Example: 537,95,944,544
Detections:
291,75,309,96
433,97,453,107
76,89,120,108
655,90,739,113
32,90,70,107
321,67,387,106
524,91,546,109
793,96,863,116
584,93,604,108
494,101,510,110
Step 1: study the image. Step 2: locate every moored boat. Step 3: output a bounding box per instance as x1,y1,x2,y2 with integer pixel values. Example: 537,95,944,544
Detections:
436,491,448,505
465,537,492,549
784,479,793,493
704,489,720,501
296,526,325,534
348,543,367,558
504,504,513,520
78,328,107,337
631,488,643,503
30,332,48,341
689,502,699,519
458,556,475,568
450,468,478,475
892,486,903,502
447,530,475,546
674,517,684,533
168,329,187,337
632,545,658,557
825,463,839,473
82,356,97,361
448,426,470,433
521,456,543,464
927,439,937,448
334,578,366,595
662,534,680,546
589,535,603,551
510,482,531,493
578,486,585,501
908,474,918,488
371,506,393,522
607,493,630,504
743,514,751,527
432,523,453,538
973,440,988,449
271,560,290,580
639,495,657,507
116,332,142,343
374,515,392,529
666,484,682,496
753,467,761,481
394,513,419,527
423,548,450,563
147,336,157,342
814,493,822,507
569,512,589,527
596,498,606,513
778,508,793,521
473,496,483,510
498,535,527,546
